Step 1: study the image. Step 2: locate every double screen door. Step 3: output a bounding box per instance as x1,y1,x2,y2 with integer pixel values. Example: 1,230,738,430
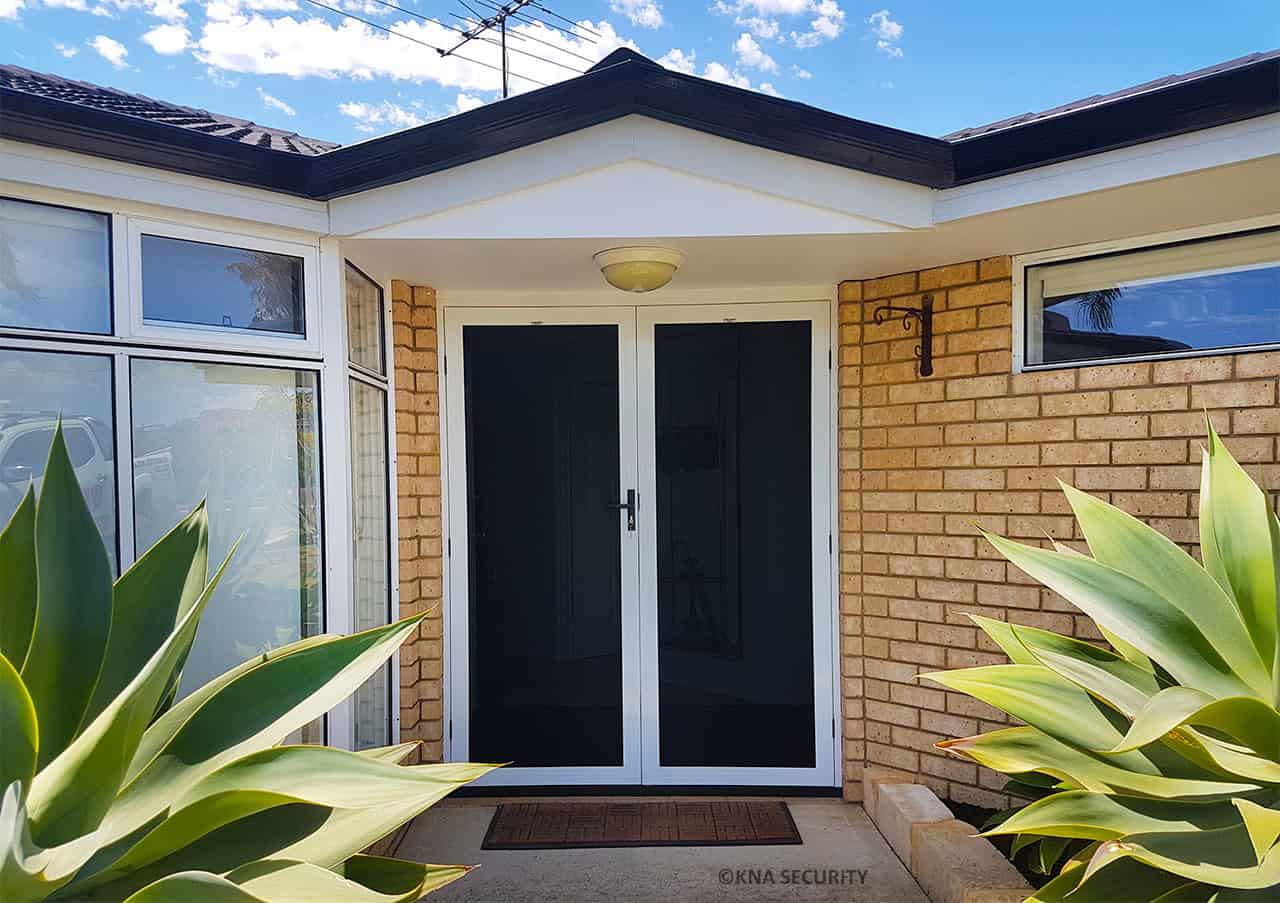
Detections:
443,303,835,787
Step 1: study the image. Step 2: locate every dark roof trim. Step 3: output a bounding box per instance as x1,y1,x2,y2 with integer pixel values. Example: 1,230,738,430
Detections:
2,48,1276,200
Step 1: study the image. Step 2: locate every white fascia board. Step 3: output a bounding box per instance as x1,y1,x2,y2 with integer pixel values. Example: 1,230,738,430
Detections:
328,115,934,237
356,159,906,239
0,139,330,235
934,112,1280,223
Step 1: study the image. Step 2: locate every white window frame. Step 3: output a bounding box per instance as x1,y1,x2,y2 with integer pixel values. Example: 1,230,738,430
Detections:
1013,212,1280,373
0,190,382,751
125,217,323,358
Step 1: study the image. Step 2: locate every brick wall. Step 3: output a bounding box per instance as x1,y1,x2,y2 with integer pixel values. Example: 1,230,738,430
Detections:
837,259,1280,807
390,280,444,763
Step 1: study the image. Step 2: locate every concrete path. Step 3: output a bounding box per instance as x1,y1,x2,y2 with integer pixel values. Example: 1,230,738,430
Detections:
397,797,929,903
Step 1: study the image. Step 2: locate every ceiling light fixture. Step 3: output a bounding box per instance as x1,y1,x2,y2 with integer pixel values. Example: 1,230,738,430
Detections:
594,246,686,293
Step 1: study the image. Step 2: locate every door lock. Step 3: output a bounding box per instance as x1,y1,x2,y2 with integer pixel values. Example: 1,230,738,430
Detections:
610,489,637,531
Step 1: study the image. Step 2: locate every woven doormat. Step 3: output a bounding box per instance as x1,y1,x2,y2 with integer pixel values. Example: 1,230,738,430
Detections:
481,800,802,850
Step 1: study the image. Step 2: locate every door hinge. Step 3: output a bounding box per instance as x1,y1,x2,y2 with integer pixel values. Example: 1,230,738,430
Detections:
442,355,447,375
448,720,453,740
828,533,832,554
828,348,832,369
447,537,451,558
832,718,836,738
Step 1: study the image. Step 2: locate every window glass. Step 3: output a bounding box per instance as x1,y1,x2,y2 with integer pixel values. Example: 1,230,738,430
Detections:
1026,230,1280,366
0,198,111,334
141,235,305,337
0,350,117,570
349,378,391,749
130,360,323,738
345,264,385,375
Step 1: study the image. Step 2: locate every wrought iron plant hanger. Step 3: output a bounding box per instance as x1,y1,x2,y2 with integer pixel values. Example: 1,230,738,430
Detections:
874,293,934,377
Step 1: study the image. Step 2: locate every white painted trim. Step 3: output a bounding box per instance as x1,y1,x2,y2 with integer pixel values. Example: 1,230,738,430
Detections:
436,296,451,763
635,301,838,788
0,139,329,234
329,116,933,237
1011,213,1280,373
381,275,402,755
936,113,1280,223
438,283,838,310
442,306,644,787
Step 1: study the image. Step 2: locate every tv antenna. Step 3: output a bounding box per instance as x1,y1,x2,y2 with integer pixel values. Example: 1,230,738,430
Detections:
442,0,537,98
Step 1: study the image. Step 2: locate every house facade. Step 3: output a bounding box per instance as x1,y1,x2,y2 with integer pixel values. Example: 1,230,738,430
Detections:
1,48,1278,806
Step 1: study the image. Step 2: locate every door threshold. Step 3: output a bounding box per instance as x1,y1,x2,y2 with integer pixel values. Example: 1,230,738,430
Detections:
452,785,842,798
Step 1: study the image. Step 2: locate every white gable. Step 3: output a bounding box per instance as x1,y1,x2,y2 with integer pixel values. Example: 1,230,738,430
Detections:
329,115,934,239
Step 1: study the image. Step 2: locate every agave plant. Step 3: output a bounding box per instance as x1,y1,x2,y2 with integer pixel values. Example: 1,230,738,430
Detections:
0,426,495,902
923,423,1280,902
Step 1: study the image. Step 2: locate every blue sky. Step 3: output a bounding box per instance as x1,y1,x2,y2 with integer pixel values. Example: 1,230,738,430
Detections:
2,1,1277,146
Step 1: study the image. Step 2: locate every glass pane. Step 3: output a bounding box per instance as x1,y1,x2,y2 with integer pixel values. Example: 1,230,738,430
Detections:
655,322,815,768
141,235,305,336
350,378,391,750
0,350,116,570
1027,230,1280,365
131,360,323,739
464,325,623,767
345,264,385,375
0,198,111,334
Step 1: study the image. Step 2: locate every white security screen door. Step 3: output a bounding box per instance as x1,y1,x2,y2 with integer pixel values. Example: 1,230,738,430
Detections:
445,302,834,787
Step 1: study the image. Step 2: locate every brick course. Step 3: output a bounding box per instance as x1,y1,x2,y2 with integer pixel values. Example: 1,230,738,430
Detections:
838,259,1280,806
390,280,444,763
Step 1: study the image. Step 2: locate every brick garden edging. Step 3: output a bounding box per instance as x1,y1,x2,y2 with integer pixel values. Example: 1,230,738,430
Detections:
863,767,1031,903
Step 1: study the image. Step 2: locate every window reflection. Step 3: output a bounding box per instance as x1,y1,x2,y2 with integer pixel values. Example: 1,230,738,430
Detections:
131,360,323,724
0,198,111,334
350,378,390,749
0,350,116,570
141,235,305,336
1028,232,1280,366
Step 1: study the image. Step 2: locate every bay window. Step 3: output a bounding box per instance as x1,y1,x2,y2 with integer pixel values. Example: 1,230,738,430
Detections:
0,194,391,750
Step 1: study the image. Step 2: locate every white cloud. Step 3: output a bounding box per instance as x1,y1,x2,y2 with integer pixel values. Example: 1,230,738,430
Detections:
657,47,697,75
733,32,777,73
88,34,129,68
791,65,812,79
193,11,632,95
610,0,662,29
701,61,750,89
868,9,903,57
759,81,781,97
257,85,296,116
141,23,189,54
339,99,424,134
54,41,79,57
450,92,485,114
0,0,23,19
714,0,845,48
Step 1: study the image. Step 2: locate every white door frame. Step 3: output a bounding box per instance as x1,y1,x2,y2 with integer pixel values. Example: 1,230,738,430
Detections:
636,302,836,787
442,306,643,786
443,302,836,787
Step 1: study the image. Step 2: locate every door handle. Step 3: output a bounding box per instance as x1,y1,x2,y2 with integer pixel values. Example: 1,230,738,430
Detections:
609,489,636,531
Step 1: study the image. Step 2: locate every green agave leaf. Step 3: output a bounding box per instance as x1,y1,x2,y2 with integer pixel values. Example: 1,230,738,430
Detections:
969,615,1040,665
1151,883,1219,902
1114,688,1280,757
1232,799,1280,864
1061,481,1270,697
82,503,210,727
982,531,1254,699
22,424,114,770
123,871,267,903
939,727,1257,799
986,790,1243,841
357,742,421,765
1027,854,1188,903
126,634,334,785
1002,620,1163,701
105,616,427,847
0,657,36,796
922,665,1212,782
0,488,36,669
75,748,495,889
26,543,235,849
1200,423,1277,668
228,856,470,902
0,779,106,902
1084,824,1280,889
1036,835,1071,875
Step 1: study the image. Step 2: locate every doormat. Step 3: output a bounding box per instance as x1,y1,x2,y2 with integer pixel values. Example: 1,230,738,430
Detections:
481,800,802,849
